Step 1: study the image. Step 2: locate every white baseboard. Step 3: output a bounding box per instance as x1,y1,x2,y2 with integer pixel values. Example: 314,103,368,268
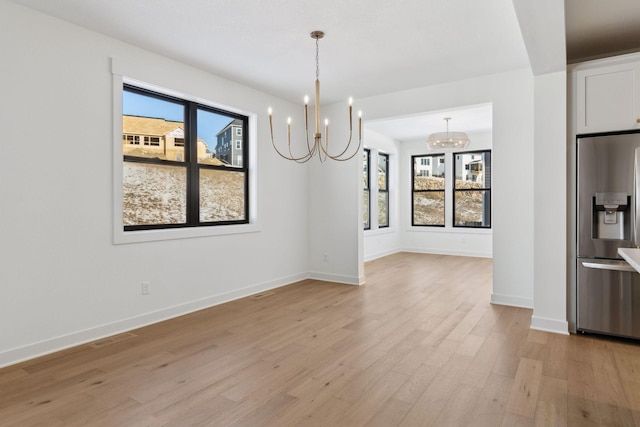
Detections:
363,248,400,262
403,247,493,258
530,315,569,335
0,272,308,369
308,271,361,286
491,293,533,309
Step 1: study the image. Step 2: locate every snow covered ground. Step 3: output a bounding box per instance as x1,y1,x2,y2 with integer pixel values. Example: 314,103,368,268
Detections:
123,163,245,225
413,176,486,225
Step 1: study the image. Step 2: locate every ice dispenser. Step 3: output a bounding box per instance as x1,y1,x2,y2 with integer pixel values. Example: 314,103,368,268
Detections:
593,192,629,240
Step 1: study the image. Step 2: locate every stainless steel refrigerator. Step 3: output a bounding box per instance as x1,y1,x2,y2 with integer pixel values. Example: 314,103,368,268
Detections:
577,131,640,339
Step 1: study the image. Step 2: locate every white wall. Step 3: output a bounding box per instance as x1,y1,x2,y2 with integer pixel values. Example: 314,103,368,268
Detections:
363,129,401,261
512,0,568,334
351,70,535,308
531,71,568,334
0,2,310,367
400,130,493,258
307,100,364,285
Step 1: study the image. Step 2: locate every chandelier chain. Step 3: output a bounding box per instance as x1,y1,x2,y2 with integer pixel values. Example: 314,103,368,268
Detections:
315,37,320,80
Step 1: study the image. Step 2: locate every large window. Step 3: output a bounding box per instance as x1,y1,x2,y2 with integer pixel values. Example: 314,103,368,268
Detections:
454,151,491,228
122,84,249,231
378,153,389,228
363,148,370,230
412,154,445,226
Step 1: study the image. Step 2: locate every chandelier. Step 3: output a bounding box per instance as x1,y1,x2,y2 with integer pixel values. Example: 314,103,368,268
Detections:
268,31,362,163
426,117,470,151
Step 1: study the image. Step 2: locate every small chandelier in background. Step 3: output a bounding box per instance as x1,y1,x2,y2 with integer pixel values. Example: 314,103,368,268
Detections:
268,31,362,163
426,117,470,151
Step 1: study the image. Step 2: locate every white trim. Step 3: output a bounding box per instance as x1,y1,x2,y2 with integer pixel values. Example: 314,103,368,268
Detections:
111,61,260,244
405,226,492,235
308,272,361,286
0,272,307,369
364,226,398,237
364,248,401,262
403,247,492,259
530,315,569,335
568,51,640,71
491,293,533,309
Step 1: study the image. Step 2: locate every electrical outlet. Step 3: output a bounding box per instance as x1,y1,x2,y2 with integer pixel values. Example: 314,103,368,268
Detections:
141,281,150,295
323,253,328,262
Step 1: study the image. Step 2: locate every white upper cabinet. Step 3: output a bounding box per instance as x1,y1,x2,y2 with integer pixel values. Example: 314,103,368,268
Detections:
574,54,640,134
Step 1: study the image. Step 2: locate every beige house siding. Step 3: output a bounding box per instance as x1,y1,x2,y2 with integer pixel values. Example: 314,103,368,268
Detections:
122,115,210,161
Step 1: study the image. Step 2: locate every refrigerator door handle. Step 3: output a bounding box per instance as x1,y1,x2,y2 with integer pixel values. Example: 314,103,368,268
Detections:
635,147,640,247
581,261,637,272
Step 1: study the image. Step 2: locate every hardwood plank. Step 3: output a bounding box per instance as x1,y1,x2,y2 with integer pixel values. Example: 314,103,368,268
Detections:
397,371,458,427
505,357,543,418
590,339,636,425
335,370,409,427
534,376,567,427
567,359,601,426
500,412,536,427
433,383,483,426
460,331,506,388
492,312,530,378
228,393,298,427
366,398,413,427
622,379,640,426
468,373,514,427
543,332,568,380
269,364,361,425
393,362,440,404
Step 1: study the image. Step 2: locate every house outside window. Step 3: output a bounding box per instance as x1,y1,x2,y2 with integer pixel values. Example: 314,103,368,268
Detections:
123,134,140,145
122,84,249,231
215,119,244,166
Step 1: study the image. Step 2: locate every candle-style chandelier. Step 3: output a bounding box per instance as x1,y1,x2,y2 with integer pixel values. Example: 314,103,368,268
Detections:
268,31,362,163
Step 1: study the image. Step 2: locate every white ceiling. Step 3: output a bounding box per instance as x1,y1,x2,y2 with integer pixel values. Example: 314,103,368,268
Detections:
10,0,530,106
10,0,640,141
366,104,493,143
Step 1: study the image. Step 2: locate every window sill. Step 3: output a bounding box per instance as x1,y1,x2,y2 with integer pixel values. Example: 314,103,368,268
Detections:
364,227,397,237
407,226,492,235
114,222,261,244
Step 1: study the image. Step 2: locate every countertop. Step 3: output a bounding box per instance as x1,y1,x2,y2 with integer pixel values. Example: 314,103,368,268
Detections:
618,248,640,273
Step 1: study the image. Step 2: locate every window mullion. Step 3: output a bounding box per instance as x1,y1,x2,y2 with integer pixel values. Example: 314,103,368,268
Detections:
186,102,199,225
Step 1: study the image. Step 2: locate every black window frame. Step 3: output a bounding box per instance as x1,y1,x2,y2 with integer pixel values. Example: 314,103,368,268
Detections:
122,84,249,232
412,154,446,227
363,148,371,230
378,152,389,228
453,149,491,229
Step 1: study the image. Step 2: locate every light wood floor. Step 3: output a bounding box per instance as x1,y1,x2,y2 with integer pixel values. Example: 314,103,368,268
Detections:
2,253,640,426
